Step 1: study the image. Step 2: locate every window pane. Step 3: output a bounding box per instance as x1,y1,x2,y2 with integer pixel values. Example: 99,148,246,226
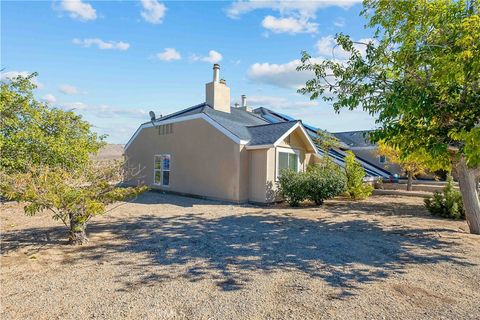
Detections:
155,156,162,169
154,170,162,184
162,171,170,186
278,152,289,173
289,153,298,172
162,155,170,170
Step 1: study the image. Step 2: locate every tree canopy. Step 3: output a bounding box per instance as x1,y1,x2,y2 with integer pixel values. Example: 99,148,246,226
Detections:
1,73,146,244
0,73,105,173
297,0,480,233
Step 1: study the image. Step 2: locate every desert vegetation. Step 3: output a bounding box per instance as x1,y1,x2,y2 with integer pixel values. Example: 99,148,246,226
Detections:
0,74,146,244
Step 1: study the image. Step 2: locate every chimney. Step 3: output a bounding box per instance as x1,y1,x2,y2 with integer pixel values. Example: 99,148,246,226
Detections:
205,64,231,113
238,94,252,112
213,63,220,82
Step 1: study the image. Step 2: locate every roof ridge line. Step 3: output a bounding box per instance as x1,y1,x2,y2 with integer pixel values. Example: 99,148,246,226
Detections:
153,102,206,122
246,120,299,128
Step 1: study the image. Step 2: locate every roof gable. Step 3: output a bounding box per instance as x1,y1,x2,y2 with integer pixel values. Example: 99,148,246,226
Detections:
246,121,318,152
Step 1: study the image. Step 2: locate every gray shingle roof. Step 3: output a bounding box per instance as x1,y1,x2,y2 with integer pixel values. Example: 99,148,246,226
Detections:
253,107,349,149
151,103,297,142
332,130,374,148
203,105,267,140
246,121,299,146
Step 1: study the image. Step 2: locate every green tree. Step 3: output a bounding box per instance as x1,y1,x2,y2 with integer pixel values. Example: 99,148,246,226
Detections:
314,130,341,153
0,73,147,244
0,73,104,173
344,151,373,200
1,161,147,245
298,0,480,234
377,140,438,191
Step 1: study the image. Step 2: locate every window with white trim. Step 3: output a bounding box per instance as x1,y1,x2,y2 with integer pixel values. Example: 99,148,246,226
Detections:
154,154,170,186
276,148,300,178
379,155,387,164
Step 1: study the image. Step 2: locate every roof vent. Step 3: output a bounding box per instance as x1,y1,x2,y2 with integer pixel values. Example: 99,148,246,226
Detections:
238,95,252,112
241,95,247,107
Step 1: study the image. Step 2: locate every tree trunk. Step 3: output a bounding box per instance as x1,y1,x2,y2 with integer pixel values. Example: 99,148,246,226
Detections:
456,156,480,235
407,171,413,191
69,214,88,245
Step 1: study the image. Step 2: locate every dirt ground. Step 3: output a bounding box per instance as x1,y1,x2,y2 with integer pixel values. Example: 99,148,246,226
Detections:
1,192,479,320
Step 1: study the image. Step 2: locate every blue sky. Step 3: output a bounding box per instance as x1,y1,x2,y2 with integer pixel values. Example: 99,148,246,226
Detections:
2,0,378,143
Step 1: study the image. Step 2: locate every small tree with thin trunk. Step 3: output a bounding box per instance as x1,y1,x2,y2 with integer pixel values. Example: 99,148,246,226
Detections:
0,160,147,245
377,140,437,191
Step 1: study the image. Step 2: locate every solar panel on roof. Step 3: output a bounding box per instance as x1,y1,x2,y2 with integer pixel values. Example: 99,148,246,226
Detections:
262,114,281,123
271,111,296,121
303,124,319,133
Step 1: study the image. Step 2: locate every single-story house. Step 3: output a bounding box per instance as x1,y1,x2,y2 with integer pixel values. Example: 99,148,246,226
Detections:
124,64,392,203
125,64,320,203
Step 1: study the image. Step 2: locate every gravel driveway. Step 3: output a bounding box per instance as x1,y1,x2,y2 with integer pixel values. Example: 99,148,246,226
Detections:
1,192,479,319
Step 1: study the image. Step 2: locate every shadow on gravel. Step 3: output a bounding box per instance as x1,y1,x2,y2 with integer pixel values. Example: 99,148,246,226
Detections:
2,205,473,298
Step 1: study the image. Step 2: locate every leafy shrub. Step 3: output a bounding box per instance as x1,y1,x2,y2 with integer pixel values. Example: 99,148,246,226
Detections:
344,151,373,200
306,160,347,205
278,159,347,207
425,175,464,219
278,169,308,207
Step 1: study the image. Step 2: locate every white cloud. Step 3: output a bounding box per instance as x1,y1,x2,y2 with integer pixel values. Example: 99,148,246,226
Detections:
156,48,181,61
316,35,376,59
248,59,319,89
227,0,361,19
60,102,147,119
59,0,97,21
72,38,130,51
61,102,89,111
191,50,223,64
140,0,167,24
42,94,57,104
246,95,318,109
261,15,318,34
1,71,43,88
59,84,79,95
334,17,345,27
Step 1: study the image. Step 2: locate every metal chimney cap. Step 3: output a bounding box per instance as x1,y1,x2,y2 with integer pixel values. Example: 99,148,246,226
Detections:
213,63,220,69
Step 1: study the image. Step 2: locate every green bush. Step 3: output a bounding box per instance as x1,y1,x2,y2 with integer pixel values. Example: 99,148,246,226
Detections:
278,169,308,207
344,151,373,200
424,175,464,219
278,159,347,207
306,160,347,205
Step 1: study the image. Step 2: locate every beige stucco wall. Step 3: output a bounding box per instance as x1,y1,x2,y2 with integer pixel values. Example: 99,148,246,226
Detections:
125,118,246,202
125,120,316,204
248,149,269,203
248,127,315,203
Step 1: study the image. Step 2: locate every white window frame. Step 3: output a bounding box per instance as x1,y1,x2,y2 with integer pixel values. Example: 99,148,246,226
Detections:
275,147,301,180
153,154,171,187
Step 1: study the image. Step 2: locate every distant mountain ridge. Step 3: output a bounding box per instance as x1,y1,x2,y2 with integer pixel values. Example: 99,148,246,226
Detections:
91,144,124,161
